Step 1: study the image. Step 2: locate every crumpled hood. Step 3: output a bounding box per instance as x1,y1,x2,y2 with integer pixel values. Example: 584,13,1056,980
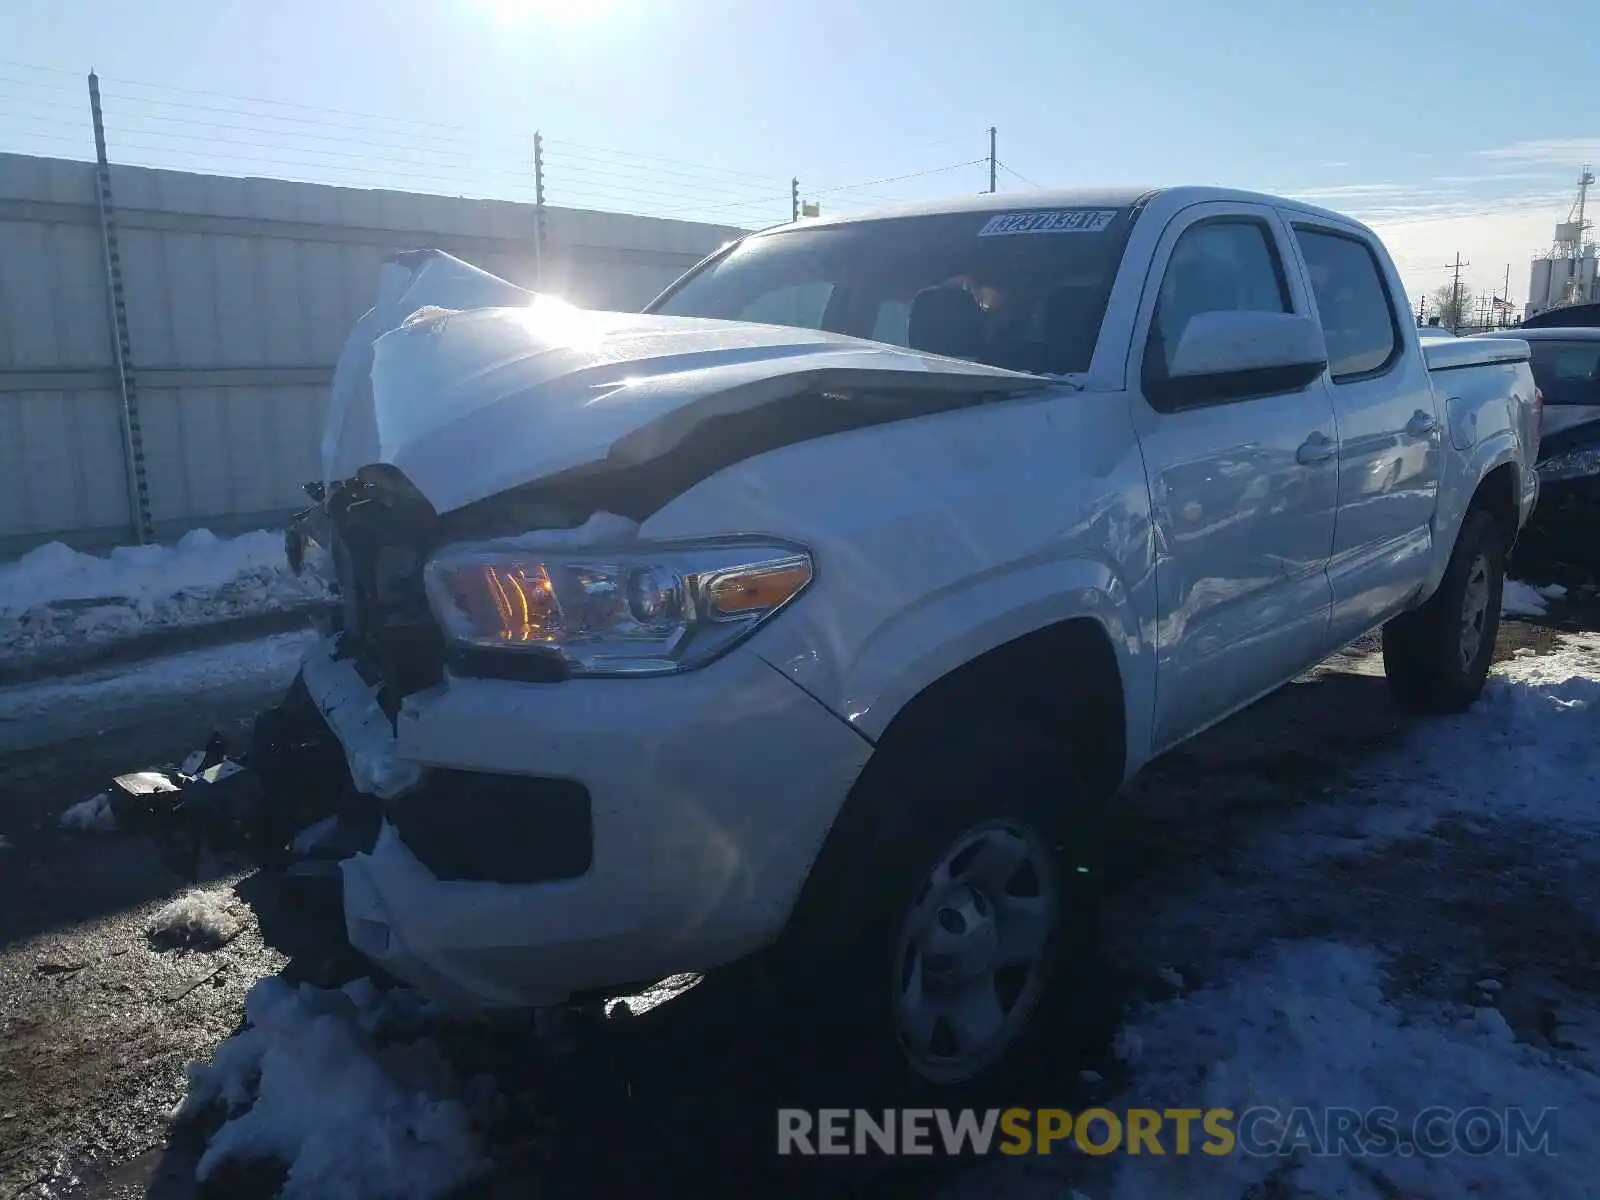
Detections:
323,250,1046,515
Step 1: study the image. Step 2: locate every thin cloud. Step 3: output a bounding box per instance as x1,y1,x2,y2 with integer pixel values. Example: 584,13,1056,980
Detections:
1479,138,1600,165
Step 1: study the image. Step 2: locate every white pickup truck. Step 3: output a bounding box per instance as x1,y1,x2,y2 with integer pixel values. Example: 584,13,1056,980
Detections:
279,187,1540,1102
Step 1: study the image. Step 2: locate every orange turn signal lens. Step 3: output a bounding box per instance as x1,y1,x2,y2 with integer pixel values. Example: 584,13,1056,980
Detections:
706,559,812,617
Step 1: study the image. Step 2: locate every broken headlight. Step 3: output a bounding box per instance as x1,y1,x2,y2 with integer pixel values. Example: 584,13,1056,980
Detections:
422,540,813,676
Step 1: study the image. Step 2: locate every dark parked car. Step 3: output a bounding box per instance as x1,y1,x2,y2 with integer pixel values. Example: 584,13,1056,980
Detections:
1474,327,1600,573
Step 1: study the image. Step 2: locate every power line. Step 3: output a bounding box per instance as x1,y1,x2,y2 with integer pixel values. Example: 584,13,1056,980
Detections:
98,90,486,147
656,157,986,218
998,160,1043,188
5,61,483,134
543,138,777,186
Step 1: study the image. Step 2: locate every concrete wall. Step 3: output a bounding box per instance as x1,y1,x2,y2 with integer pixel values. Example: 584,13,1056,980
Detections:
0,152,744,556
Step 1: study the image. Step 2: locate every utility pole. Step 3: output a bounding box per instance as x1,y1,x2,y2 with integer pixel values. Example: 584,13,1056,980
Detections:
1501,264,1511,328
988,126,997,194
791,177,799,223
88,71,153,545
1445,251,1470,330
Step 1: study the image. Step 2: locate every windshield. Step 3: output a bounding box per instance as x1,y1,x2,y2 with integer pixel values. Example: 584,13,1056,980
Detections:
1527,340,1600,406
648,207,1139,375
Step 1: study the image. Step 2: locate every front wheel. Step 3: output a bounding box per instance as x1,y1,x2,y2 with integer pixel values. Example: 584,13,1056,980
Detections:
767,721,1106,1109
1382,509,1506,714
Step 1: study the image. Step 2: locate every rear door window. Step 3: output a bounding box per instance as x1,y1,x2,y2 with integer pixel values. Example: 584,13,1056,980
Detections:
1293,228,1401,381
1527,340,1600,406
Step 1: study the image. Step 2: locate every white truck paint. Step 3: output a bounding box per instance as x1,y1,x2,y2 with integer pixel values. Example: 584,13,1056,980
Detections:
295,187,1539,1070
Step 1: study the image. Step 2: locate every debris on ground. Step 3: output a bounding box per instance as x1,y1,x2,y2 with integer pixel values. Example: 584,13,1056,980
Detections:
1503,579,1551,617
174,977,487,1200
0,528,331,660
59,792,118,833
148,889,246,951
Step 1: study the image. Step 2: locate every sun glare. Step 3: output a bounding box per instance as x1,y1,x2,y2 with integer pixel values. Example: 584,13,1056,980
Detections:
472,0,619,25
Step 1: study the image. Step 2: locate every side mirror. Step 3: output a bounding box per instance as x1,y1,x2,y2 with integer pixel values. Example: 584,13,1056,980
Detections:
1150,310,1329,409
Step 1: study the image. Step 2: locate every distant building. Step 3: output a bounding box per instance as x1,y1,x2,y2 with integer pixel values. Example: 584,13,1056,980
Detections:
1527,168,1598,319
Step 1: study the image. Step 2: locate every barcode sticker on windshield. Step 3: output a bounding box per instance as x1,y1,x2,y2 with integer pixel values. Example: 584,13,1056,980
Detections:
978,209,1118,236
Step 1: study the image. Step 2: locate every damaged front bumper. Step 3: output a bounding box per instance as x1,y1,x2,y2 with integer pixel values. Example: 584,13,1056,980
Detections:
291,632,873,1010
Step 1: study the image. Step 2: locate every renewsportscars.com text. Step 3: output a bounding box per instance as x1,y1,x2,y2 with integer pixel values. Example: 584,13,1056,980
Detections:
776,1107,1558,1158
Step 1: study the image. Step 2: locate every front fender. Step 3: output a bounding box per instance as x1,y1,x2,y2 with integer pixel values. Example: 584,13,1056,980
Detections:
787,552,1150,754
634,384,1159,781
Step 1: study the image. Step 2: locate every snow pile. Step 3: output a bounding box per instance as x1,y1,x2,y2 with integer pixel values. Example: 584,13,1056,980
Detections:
148,888,244,950
0,529,330,658
176,976,483,1199
59,792,118,834
1100,940,1600,1199
1502,579,1549,617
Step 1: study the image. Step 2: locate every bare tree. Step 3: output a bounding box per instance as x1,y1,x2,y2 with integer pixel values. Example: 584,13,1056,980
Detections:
1431,283,1478,330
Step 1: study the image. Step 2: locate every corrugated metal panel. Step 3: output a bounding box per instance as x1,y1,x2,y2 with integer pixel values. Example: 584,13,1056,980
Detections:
0,151,748,552
0,389,129,538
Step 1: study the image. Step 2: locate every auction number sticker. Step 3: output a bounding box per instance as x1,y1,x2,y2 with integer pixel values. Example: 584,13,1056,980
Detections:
977,209,1119,236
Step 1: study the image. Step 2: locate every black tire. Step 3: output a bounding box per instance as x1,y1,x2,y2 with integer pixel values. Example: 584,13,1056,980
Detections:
765,720,1106,1116
1382,508,1506,715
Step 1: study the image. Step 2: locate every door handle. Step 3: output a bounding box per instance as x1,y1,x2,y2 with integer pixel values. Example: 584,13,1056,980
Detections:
1405,410,1439,437
1296,432,1337,465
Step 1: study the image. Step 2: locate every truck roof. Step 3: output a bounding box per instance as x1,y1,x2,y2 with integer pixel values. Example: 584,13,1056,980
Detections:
771,186,1371,236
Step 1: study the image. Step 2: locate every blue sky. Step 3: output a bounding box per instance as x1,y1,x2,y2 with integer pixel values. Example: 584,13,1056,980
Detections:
4,0,1594,307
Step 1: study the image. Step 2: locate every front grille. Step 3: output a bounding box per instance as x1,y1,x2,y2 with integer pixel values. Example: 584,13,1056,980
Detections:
325,484,446,720
387,770,593,883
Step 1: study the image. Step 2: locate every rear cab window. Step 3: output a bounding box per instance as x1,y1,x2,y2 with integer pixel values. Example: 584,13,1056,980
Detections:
648,206,1140,376
1292,226,1403,381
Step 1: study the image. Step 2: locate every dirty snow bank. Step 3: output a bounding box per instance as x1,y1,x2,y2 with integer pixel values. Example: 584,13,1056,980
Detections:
148,889,244,950
1098,940,1600,1199
59,792,118,834
1349,637,1600,834
176,977,484,1200
0,529,329,658
1503,579,1550,617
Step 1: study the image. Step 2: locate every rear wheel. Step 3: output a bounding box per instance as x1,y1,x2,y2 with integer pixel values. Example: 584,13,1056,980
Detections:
1382,508,1506,714
768,721,1105,1111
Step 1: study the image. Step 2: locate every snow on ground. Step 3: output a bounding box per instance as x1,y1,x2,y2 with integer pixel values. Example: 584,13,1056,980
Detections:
1097,940,1600,1199
945,632,1600,1199
0,528,329,658
1503,579,1550,617
148,888,245,950
175,976,485,1200
58,792,119,834
1341,635,1600,836
0,631,312,752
